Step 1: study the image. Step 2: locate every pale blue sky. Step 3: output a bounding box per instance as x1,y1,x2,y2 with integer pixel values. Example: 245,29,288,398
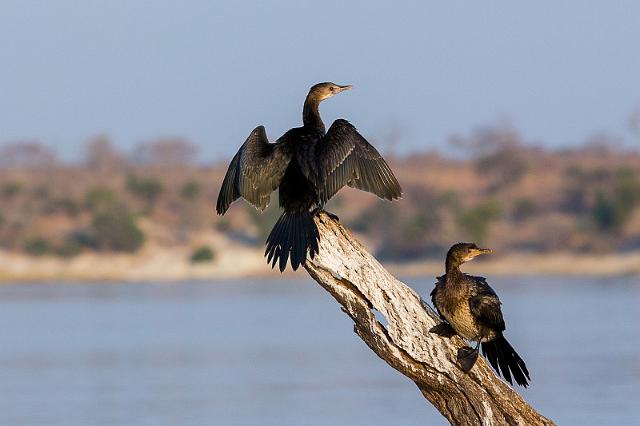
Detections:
1,1,639,161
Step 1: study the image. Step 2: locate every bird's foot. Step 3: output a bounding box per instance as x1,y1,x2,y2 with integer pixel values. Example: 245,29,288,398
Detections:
429,322,457,338
457,346,479,372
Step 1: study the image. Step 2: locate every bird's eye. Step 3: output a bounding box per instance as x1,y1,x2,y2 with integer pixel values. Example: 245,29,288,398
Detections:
330,86,336,92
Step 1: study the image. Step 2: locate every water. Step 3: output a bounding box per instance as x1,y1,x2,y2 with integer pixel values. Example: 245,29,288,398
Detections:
0,276,638,425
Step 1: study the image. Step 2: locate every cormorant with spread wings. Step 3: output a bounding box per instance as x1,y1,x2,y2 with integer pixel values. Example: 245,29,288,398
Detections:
216,82,402,271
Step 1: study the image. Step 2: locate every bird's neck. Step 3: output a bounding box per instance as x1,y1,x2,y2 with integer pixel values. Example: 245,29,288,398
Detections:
445,258,463,282
303,96,325,133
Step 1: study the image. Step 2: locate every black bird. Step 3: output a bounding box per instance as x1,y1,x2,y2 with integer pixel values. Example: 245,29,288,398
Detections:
216,82,402,272
430,243,530,387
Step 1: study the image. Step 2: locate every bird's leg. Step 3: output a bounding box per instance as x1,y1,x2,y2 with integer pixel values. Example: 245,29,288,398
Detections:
429,322,457,338
457,338,482,373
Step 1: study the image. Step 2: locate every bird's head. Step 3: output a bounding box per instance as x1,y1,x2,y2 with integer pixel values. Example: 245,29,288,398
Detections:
447,242,492,265
308,82,352,102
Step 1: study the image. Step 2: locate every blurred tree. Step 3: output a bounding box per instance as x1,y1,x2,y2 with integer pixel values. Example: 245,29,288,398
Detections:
84,135,127,171
85,188,117,212
1,181,22,198
512,198,538,222
90,204,145,252
591,169,640,232
583,132,621,155
351,200,400,234
562,166,590,214
23,237,52,256
613,168,640,212
451,123,529,190
457,200,503,243
377,209,444,261
43,197,80,216
592,192,622,232
180,180,202,201
0,141,57,169
131,138,198,167
55,239,82,258
127,175,163,205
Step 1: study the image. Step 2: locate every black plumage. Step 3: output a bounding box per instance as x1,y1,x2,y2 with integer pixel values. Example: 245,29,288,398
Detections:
430,243,530,387
216,82,402,271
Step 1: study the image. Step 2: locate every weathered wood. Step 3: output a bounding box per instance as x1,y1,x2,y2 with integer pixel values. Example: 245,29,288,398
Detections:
304,213,554,426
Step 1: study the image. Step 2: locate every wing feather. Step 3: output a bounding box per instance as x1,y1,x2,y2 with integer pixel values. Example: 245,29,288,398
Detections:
468,277,506,331
316,119,402,204
216,126,293,214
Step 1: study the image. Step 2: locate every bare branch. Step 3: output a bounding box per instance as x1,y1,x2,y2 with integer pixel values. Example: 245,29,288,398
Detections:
305,213,554,425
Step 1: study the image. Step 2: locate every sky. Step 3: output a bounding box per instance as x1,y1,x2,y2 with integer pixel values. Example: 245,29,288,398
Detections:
1,1,639,161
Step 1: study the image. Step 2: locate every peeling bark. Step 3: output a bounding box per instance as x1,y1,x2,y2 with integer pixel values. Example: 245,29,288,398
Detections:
304,213,554,426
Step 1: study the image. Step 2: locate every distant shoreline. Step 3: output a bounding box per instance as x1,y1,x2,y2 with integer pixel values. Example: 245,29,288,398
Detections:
1,246,638,283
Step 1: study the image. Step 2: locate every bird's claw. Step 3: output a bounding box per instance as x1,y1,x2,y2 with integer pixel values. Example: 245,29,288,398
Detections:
457,346,479,372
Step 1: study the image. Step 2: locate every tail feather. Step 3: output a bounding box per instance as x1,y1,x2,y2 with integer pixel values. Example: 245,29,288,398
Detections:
481,335,530,387
293,216,303,268
265,211,320,272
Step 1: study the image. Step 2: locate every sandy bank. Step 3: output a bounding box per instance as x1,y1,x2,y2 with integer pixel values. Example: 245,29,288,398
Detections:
1,243,639,282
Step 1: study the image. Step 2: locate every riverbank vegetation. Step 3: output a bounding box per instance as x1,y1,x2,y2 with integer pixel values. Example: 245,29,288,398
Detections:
1,124,639,266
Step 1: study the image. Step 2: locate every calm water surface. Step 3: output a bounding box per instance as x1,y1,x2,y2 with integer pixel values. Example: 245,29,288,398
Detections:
0,276,638,425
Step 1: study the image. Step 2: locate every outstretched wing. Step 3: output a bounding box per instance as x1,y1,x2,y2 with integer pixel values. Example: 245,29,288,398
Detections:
315,119,402,204
216,126,293,214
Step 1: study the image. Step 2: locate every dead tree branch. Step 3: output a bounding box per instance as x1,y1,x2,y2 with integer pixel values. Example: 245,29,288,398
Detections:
304,213,554,425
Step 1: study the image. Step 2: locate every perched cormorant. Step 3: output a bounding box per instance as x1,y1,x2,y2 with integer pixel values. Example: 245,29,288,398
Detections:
430,243,530,387
216,82,402,271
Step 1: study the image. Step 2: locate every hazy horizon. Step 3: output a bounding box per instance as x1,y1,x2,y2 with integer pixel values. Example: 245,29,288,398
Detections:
1,1,639,161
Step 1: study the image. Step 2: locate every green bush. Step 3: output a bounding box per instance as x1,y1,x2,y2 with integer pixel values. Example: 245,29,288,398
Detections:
24,237,52,256
127,175,163,203
589,170,640,233
512,198,537,221
44,197,80,216
1,181,22,197
180,180,202,201
400,209,440,240
351,201,399,233
85,188,117,211
90,205,145,252
457,200,503,243
592,193,619,231
439,190,461,211
55,240,83,258
190,246,215,263
613,168,640,212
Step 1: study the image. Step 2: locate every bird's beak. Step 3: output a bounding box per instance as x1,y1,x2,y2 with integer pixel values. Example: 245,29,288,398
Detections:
336,84,352,93
474,248,493,257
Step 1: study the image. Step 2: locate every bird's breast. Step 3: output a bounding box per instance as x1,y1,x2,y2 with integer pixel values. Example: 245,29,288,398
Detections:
436,290,480,341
